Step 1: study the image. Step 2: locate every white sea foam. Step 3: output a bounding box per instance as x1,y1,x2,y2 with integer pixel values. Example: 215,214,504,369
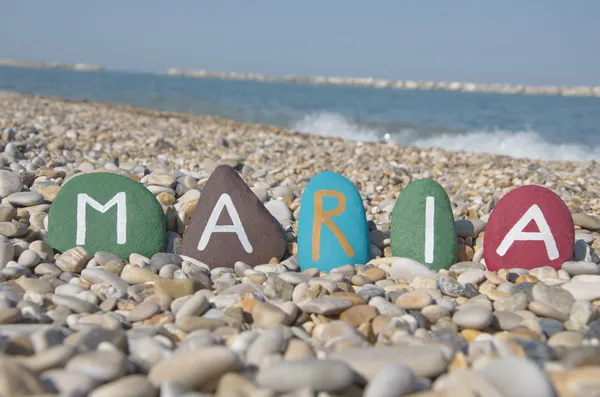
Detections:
291,112,599,162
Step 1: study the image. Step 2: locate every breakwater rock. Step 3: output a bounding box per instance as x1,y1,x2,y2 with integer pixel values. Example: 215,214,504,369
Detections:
164,68,600,98
0,59,104,72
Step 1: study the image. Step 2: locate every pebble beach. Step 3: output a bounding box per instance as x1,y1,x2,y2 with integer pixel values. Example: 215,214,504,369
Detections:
1,91,600,396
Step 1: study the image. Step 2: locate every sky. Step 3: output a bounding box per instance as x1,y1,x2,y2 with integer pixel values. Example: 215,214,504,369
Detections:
1,0,599,86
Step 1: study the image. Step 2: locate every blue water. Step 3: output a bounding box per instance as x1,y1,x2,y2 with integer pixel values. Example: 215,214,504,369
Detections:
1,65,599,161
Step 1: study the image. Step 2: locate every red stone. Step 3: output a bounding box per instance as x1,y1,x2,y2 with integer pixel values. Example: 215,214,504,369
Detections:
484,185,574,271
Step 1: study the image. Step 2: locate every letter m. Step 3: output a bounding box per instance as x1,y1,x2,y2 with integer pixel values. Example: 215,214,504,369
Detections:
76,192,127,245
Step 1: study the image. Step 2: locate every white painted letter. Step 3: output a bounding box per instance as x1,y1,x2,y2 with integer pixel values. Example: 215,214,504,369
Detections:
197,193,253,253
77,192,127,245
496,204,558,259
424,196,435,263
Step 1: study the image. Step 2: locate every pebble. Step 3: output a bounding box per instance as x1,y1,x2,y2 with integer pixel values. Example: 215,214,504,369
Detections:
476,357,556,397
65,350,127,382
55,246,90,273
364,364,416,397
89,375,157,397
148,347,242,390
5,191,44,206
452,306,493,330
390,258,435,280
298,297,353,315
0,170,23,198
256,359,356,392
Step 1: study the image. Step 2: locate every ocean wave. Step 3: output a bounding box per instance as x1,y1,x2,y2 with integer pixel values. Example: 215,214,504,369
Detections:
291,112,598,162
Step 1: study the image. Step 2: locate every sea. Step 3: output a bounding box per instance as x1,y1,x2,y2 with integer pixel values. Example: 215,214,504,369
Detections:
1,66,599,162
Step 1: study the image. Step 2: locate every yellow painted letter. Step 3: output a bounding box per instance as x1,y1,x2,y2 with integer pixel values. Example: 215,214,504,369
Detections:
312,190,354,260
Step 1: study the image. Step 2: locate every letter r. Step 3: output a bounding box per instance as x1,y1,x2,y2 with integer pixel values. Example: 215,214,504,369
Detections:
312,190,354,261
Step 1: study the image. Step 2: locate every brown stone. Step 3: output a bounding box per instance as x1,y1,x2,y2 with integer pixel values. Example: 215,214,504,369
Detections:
179,165,286,268
340,304,377,327
330,291,366,306
550,367,600,397
371,315,391,335
362,267,386,282
154,279,196,299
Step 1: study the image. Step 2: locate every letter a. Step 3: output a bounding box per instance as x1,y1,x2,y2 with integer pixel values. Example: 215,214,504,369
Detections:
197,193,253,253
312,190,354,260
496,204,559,260
77,192,127,245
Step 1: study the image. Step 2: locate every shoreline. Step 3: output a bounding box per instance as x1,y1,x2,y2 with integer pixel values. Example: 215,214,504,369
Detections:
0,59,104,72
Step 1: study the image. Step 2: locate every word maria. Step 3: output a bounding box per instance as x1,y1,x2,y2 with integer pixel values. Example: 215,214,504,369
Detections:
47,166,576,271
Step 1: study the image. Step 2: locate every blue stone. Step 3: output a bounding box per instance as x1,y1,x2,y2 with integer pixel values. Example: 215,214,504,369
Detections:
297,171,370,272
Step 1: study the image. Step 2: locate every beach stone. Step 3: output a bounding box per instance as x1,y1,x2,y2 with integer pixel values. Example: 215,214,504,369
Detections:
340,304,377,326
330,345,448,380
561,261,599,276
252,301,289,328
0,238,14,268
17,249,40,268
532,282,575,315
52,294,99,313
476,357,556,397
256,359,356,392
455,219,487,238
551,367,600,397
484,185,574,271
391,179,457,270
0,170,23,198
175,293,210,319
40,369,97,396
55,246,90,273
395,291,433,310
47,172,166,258
364,364,416,397
180,165,286,268
298,297,353,315
0,221,28,237
5,191,44,206
81,268,129,291
265,199,293,221
437,276,464,297
452,306,493,330
154,279,196,299
89,375,157,397
562,280,600,301
148,346,242,390
128,302,160,322
66,350,127,382
120,265,160,284
494,311,524,330
0,359,45,397
389,257,435,280
572,212,600,231
297,171,369,272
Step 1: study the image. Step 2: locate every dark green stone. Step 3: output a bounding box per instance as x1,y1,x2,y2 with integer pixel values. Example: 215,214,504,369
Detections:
391,179,456,270
47,173,166,258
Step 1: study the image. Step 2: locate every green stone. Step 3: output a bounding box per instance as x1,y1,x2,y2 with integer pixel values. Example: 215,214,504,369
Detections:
391,179,456,271
47,173,165,259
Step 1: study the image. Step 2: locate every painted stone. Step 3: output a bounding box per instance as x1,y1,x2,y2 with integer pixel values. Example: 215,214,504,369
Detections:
179,165,286,268
297,171,369,272
47,173,166,259
484,185,574,271
390,179,457,271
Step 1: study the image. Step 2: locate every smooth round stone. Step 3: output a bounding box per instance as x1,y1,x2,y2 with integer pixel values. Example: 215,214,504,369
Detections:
5,191,44,206
52,294,99,314
548,331,584,347
476,357,555,397
265,199,293,222
391,179,457,271
575,233,595,244
457,269,485,285
364,364,416,397
175,294,210,319
494,311,524,330
17,249,41,268
252,301,289,328
561,261,600,276
29,240,54,260
47,173,166,259
395,291,433,310
39,369,97,396
389,258,435,281
0,221,28,238
484,185,574,271
562,280,600,301
437,276,465,297
0,170,23,198
89,375,157,397
452,305,493,329
128,302,161,322
297,171,370,272
0,238,14,268
256,359,356,392
148,347,242,389
66,350,127,382
572,213,600,231
298,297,353,315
